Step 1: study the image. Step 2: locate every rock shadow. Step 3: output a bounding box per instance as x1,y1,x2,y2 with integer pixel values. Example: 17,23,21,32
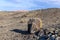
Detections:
11,29,30,35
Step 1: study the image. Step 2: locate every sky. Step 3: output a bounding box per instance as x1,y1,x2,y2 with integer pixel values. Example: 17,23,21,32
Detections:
0,0,60,11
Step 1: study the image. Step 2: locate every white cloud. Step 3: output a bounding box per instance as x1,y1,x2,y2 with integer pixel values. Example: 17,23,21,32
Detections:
37,0,60,5
0,0,36,8
0,0,40,10
0,0,60,10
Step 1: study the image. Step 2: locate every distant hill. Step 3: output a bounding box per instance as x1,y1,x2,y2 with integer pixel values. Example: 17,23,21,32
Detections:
0,8,60,28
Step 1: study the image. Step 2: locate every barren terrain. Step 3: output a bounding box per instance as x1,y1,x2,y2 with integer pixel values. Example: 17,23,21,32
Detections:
0,8,60,40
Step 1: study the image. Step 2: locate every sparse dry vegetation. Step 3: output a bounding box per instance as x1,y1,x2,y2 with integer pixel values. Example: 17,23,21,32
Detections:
0,8,60,40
